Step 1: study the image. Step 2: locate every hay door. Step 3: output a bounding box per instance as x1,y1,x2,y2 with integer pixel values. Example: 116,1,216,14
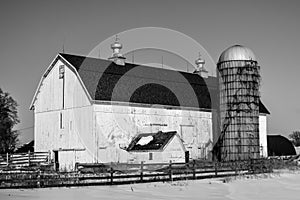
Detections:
180,125,199,160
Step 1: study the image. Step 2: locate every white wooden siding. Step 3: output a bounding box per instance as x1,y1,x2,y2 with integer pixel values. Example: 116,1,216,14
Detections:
93,103,213,163
259,115,268,157
34,59,93,169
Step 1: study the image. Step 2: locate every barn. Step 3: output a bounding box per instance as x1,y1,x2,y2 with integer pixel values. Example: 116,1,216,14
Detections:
30,38,270,171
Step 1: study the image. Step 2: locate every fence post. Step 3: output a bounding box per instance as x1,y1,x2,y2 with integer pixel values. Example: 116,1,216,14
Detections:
140,161,144,182
48,151,51,164
28,150,31,166
110,167,114,185
260,160,263,173
184,161,188,179
269,159,273,172
6,153,9,166
37,169,41,188
192,160,196,180
235,162,238,176
215,162,218,176
75,162,78,172
169,160,173,182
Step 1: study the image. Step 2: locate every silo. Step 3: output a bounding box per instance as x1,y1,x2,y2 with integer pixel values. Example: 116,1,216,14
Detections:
216,45,260,161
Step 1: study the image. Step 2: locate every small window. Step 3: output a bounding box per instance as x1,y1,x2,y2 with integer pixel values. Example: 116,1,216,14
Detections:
59,65,65,79
149,152,153,160
60,112,63,129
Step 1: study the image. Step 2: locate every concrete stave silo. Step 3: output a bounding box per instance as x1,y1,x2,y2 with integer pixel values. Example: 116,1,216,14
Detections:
215,45,260,161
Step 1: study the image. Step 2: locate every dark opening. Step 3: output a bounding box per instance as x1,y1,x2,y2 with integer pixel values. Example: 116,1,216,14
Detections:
149,152,153,160
53,151,59,171
60,113,63,129
185,151,190,163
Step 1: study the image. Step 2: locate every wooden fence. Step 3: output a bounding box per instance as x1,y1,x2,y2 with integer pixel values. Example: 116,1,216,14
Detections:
0,158,280,189
0,151,50,168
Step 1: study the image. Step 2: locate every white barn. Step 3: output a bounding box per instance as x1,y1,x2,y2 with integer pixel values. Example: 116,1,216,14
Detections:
30,40,270,171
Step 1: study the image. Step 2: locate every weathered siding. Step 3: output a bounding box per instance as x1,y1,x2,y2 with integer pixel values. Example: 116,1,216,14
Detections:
259,115,268,157
93,103,213,163
163,135,186,162
58,150,86,172
33,59,93,170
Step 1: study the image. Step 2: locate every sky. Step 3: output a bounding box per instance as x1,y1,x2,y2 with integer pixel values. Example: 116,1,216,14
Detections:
0,0,299,144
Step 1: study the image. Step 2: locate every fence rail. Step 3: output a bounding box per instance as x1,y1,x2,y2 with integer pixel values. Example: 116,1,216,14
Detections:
0,158,283,189
0,157,298,189
0,151,50,167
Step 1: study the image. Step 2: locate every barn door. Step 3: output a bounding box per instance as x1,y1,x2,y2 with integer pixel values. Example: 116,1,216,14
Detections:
180,125,199,160
180,125,194,145
53,150,59,171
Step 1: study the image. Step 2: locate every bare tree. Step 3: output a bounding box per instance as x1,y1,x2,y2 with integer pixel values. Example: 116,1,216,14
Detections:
0,88,20,153
289,131,300,147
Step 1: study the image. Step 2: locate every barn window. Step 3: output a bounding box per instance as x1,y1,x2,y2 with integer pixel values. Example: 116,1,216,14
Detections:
60,112,63,129
149,153,153,160
59,65,65,79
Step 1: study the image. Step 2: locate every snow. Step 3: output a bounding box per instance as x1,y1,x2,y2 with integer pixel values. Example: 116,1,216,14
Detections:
1,170,300,200
136,136,153,146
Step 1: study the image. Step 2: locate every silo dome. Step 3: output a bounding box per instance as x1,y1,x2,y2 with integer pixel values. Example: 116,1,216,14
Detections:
218,45,256,63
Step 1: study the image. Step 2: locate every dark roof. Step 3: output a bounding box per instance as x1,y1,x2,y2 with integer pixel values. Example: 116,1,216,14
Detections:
59,53,270,114
127,131,178,151
15,140,34,153
259,101,270,114
267,135,296,156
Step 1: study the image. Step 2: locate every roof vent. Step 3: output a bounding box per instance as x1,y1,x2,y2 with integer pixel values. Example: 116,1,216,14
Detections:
193,53,208,78
108,35,126,65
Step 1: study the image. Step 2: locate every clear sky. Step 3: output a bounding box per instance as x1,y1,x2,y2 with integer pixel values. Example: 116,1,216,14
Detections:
0,0,299,144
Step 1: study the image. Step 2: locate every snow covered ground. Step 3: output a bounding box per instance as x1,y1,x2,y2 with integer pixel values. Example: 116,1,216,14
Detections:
0,170,300,200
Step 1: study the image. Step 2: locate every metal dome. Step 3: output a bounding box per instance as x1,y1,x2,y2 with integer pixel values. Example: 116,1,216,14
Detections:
111,35,123,50
111,41,122,49
195,53,205,65
218,45,256,63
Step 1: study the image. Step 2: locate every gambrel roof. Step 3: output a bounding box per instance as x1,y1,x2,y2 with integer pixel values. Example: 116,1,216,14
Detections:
30,53,270,114
59,53,214,110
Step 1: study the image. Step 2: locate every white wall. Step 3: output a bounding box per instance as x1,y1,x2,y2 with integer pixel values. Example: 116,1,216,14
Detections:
33,59,93,170
259,115,268,157
93,103,213,163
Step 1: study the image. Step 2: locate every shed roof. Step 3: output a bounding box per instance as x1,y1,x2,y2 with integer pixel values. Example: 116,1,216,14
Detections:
58,53,270,114
267,135,296,156
127,131,178,151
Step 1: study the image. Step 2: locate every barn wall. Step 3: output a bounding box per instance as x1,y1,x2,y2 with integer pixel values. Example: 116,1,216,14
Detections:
34,59,91,112
58,150,87,172
128,152,163,164
34,59,94,170
162,135,186,162
259,115,268,157
93,103,213,163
